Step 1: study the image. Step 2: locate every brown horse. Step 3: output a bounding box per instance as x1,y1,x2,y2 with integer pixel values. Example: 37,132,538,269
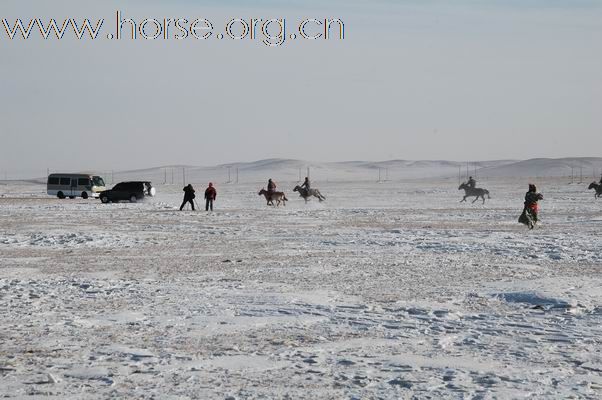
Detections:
588,182,602,198
258,189,288,206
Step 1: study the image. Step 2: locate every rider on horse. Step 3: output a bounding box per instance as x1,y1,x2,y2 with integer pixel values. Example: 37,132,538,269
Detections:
267,179,276,193
467,176,476,188
300,177,311,192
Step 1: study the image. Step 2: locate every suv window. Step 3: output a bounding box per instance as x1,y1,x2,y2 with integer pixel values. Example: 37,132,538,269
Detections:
113,182,143,191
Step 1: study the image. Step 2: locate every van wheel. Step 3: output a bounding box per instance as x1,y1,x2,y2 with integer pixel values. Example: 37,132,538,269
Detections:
57,191,65,199
81,192,89,199
130,195,137,203
101,196,109,204
69,196,75,199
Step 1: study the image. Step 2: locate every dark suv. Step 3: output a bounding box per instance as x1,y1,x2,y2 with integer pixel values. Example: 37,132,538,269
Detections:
99,181,155,203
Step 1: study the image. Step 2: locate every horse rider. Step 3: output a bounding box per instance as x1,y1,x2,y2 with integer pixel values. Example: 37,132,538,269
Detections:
599,173,602,186
300,177,311,193
467,176,476,188
267,179,276,194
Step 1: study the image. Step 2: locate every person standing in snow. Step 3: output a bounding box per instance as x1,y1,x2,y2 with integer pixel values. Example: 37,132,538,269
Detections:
180,184,195,211
204,182,217,211
519,183,543,229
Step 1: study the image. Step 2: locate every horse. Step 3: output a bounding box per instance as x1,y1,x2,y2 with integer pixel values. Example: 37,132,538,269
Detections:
458,182,491,204
258,189,288,206
588,182,602,198
293,185,326,202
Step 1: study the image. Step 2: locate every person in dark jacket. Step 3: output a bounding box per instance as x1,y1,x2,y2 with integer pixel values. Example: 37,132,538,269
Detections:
519,183,543,229
467,176,476,188
300,177,311,191
267,178,276,193
180,184,195,211
204,182,217,211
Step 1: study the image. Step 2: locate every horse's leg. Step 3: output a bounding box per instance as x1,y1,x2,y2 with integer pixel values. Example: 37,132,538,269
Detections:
460,196,466,203
472,196,478,203
482,196,485,204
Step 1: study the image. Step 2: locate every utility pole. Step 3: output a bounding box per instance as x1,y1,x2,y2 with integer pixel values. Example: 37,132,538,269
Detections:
171,168,174,185
307,167,310,179
227,166,232,183
164,168,167,184
236,167,239,184
182,167,186,186
111,170,114,185
378,168,382,182
580,167,583,184
571,166,574,184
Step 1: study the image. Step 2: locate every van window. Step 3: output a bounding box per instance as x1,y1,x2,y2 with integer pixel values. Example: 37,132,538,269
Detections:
48,177,59,185
78,178,91,186
59,177,71,185
93,176,105,187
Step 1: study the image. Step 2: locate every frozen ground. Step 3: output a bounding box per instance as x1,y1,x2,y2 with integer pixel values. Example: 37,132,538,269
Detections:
1,178,601,399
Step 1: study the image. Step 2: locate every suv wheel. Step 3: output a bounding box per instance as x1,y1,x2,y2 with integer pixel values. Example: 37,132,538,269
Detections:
129,195,137,203
101,196,109,204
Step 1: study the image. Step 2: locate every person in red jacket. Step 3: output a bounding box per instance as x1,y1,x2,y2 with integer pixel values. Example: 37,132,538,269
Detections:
204,182,217,211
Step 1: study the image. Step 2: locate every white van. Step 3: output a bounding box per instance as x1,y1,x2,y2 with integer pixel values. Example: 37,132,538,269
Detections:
47,173,106,199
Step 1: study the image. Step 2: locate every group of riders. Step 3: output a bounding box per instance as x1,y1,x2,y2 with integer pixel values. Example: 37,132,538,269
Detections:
180,174,602,230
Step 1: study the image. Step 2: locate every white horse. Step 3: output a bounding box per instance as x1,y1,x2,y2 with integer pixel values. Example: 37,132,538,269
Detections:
293,185,326,202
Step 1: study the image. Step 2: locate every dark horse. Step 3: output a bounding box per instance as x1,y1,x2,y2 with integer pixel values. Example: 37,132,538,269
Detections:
258,189,288,206
458,182,491,204
293,185,326,202
588,182,602,198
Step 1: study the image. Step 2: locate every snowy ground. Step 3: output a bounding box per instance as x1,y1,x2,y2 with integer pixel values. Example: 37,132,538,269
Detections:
1,178,601,399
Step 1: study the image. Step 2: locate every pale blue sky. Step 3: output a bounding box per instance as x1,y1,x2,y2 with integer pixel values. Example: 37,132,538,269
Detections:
1,0,601,174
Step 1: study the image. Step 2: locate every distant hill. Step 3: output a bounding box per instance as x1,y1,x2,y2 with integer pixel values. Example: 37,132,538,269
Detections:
478,157,602,179
18,157,601,184
110,158,599,184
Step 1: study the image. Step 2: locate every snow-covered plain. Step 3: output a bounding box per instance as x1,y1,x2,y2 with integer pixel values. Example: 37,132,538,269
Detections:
1,177,601,399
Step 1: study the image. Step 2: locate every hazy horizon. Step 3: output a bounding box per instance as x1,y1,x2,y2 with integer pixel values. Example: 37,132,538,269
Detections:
2,0,601,176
